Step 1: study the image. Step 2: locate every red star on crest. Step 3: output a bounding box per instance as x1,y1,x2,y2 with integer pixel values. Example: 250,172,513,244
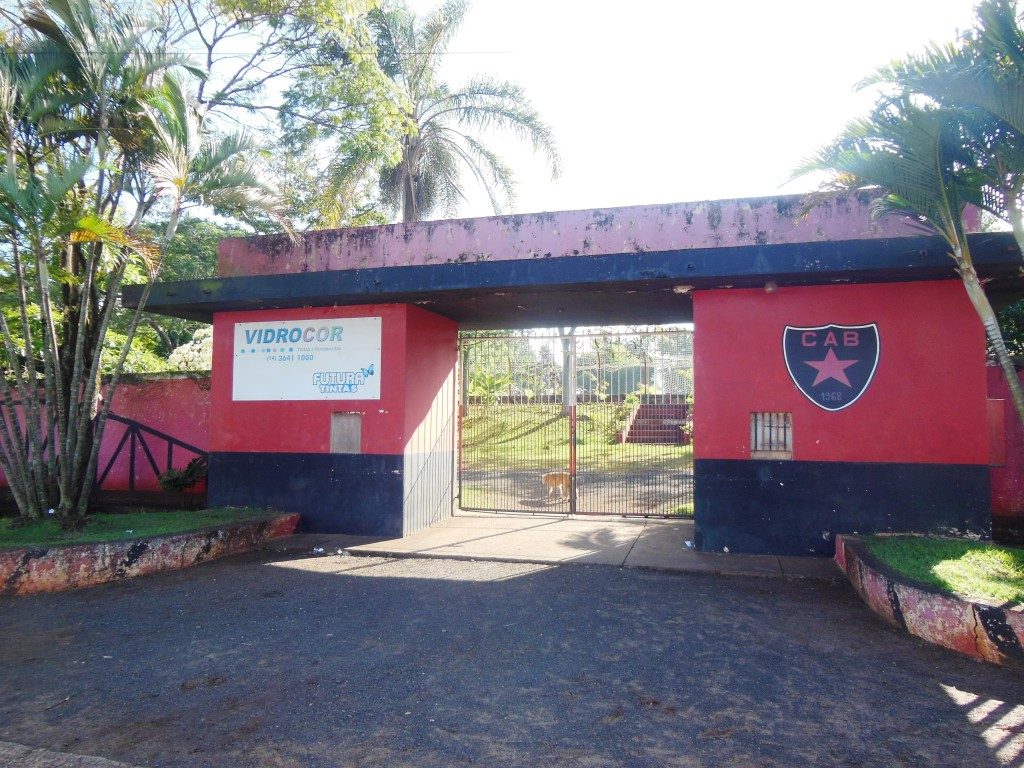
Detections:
804,348,858,386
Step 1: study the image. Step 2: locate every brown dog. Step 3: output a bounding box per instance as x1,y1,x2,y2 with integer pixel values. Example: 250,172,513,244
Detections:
542,470,571,502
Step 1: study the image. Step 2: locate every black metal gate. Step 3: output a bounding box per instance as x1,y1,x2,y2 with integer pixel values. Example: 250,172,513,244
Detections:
457,329,693,517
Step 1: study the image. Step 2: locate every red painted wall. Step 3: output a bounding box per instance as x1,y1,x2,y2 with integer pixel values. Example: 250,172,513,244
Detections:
97,375,210,493
211,304,457,456
403,306,458,439
988,367,1024,520
0,374,210,496
212,305,408,454
693,280,989,465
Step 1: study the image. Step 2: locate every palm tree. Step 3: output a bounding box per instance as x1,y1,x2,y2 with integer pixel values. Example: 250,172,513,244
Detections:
0,0,288,525
371,0,559,222
805,0,1024,431
864,0,1024,253
797,95,1024,429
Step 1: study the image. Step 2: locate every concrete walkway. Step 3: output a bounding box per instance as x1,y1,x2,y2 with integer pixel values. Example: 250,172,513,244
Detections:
278,513,839,580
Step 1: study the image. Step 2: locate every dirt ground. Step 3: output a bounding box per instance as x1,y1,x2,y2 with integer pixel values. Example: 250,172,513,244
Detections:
459,468,693,515
1,549,1022,768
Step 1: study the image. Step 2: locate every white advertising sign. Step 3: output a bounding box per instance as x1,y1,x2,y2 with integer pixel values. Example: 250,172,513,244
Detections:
232,317,382,401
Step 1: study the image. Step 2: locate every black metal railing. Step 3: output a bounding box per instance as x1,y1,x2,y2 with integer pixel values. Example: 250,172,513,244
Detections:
95,413,208,494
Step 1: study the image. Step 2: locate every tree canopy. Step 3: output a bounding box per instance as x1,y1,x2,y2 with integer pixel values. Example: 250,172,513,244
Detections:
0,0,289,524
282,0,560,224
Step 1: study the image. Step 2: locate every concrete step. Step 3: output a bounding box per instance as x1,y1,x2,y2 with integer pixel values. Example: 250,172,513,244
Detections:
636,406,687,417
625,435,684,444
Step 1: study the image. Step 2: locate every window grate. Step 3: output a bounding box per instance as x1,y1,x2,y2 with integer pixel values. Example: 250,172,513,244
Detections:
750,412,792,459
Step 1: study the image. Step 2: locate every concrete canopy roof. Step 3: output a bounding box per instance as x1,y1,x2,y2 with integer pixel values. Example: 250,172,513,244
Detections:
122,194,1024,329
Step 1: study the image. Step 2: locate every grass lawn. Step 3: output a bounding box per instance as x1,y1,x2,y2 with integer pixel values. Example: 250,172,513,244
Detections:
865,535,1024,606
670,502,694,518
0,507,276,550
461,403,692,472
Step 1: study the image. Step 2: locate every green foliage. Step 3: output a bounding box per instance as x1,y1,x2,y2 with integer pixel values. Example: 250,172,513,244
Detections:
607,390,641,444
158,456,208,491
468,370,511,404
135,218,243,357
866,535,1024,605
281,0,559,223
0,0,289,524
167,326,213,371
670,502,694,518
995,297,1024,358
103,328,168,374
371,0,560,222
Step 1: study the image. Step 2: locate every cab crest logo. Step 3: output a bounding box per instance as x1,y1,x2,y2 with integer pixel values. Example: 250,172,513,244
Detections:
783,324,880,411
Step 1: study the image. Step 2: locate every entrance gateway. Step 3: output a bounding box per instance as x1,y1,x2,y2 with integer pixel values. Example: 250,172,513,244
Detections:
124,193,1022,556
458,328,694,517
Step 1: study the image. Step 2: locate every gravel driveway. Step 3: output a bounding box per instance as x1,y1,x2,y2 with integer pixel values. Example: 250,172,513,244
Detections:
1,550,1021,767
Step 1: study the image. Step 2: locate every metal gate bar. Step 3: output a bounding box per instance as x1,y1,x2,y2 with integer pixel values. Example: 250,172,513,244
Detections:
457,329,693,518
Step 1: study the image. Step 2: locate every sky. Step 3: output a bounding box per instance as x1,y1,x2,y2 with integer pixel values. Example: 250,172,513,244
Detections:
403,0,982,219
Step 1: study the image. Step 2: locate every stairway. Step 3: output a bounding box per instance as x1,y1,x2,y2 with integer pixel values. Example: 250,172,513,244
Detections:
622,403,690,444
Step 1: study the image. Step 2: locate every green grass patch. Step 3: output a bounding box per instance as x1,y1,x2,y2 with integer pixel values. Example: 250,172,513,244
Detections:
461,403,692,472
0,507,276,550
865,535,1024,606
670,502,694,518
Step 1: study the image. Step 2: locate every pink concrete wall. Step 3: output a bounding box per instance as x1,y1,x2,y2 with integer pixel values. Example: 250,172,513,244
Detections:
988,366,1024,520
218,193,947,278
97,374,211,493
0,374,211,498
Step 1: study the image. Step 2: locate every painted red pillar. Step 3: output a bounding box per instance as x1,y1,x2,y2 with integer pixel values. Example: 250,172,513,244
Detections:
693,279,992,556
208,304,457,535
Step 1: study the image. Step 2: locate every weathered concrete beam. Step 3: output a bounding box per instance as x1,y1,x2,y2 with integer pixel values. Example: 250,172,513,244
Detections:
218,193,945,278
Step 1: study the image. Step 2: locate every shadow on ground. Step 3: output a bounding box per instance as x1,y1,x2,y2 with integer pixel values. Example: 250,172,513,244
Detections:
0,550,1021,768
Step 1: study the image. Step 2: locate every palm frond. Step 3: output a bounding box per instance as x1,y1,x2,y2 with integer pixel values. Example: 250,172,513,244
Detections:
795,98,979,250
409,0,467,93
424,76,561,177
976,0,1024,73
364,0,558,221
438,127,515,214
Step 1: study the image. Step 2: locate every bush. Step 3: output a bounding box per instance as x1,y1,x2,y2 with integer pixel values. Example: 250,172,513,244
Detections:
158,457,208,491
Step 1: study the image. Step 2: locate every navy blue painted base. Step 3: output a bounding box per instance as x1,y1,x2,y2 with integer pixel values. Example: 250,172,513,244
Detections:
694,459,991,557
209,452,404,536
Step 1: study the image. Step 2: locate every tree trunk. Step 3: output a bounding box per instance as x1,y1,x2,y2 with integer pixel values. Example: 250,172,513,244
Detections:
1006,193,1024,258
401,139,417,223
560,328,575,414
958,252,1024,429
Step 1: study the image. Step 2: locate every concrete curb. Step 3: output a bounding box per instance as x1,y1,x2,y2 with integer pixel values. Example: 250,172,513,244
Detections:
834,534,1024,668
343,541,841,580
0,513,299,596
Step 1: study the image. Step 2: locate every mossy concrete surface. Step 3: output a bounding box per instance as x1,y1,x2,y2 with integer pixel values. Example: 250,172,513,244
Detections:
0,513,299,596
835,534,1024,668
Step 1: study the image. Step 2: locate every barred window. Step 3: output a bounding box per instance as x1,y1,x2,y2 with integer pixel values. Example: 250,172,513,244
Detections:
750,412,792,459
